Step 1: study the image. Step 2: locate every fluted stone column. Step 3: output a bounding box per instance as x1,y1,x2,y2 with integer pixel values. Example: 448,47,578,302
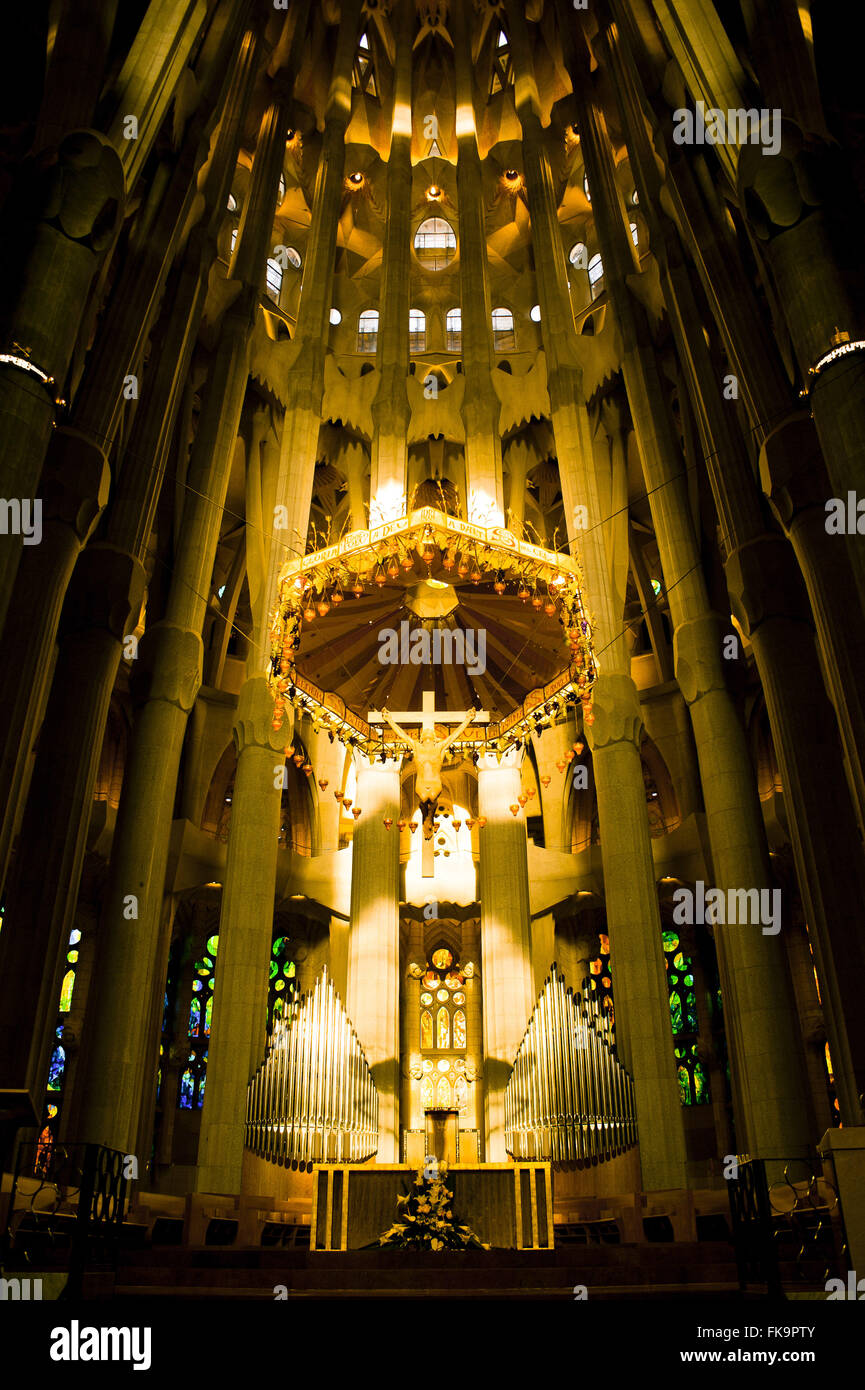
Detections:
0,546,144,1159
505,0,688,1187
531,718,575,853
573,70,812,1160
265,0,362,591
0,131,124,636
347,754,401,1160
368,0,412,523
451,0,503,524
77,90,290,1153
477,749,534,1160
196,678,284,1192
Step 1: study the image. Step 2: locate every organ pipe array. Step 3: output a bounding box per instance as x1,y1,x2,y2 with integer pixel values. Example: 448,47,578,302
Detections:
246,967,378,1166
505,964,637,1162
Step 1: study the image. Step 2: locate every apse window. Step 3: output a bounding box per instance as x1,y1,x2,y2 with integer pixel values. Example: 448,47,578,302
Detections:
265,256,283,302
491,306,516,351
409,308,426,353
588,253,604,299
446,307,462,351
413,217,456,271
357,309,379,352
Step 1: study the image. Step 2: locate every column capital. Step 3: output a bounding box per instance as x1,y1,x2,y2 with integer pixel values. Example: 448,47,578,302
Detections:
585,672,643,749
759,411,832,526
673,613,728,706
58,543,147,644
234,675,289,755
724,532,809,639
131,621,202,713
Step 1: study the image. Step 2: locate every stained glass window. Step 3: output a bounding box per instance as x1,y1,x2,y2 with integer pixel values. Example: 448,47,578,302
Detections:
421,1010,433,1050
268,934,297,1029
454,1075,468,1116
436,1006,450,1049
420,1076,433,1110
432,949,453,969
436,1077,451,1108
47,1040,65,1091
453,1010,466,1049
663,931,708,1106
59,969,75,1014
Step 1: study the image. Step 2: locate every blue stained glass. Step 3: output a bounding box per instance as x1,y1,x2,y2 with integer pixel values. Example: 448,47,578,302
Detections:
204,996,212,1033
179,1069,194,1108
189,997,201,1035
47,1045,66,1091
192,980,203,993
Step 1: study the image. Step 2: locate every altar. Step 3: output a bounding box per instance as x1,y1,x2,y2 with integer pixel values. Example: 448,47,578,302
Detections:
309,1162,553,1251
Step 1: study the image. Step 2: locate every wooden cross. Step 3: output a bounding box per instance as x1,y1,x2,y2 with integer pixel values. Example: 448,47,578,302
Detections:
368,690,490,737
368,691,489,878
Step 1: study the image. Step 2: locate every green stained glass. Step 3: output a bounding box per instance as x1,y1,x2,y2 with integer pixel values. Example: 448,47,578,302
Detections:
208,978,214,989
677,1065,690,1104
192,979,202,993
274,979,285,991
694,1061,708,1104
207,935,219,956
669,990,683,1034
272,937,287,956
669,973,678,984
684,973,694,986
204,996,212,1033
673,952,685,968
286,961,295,977
59,969,75,1013
66,949,78,964
662,931,679,952
269,961,278,979
189,997,201,1034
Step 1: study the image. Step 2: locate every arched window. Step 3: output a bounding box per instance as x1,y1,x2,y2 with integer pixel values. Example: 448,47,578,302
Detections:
268,934,296,1029
569,241,588,270
436,1076,452,1108
227,192,237,213
409,308,426,352
588,253,604,299
661,929,709,1107
265,256,283,302
436,1005,450,1049
491,306,515,350
277,173,286,201
630,221,639,248
357,309,379,352
180,935,219,1109
446,307,462,351
583,173,591,202
352,30,377,96
420,1009,433,1049
230,227,238,256
413,217,456,271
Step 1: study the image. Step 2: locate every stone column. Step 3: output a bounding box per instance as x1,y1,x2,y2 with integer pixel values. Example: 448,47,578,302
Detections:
265,0,363,592
588,676,689,1190
0,18,260,898
76,90,291,1154
531,718,575,853
574,76,812,1160
505,2,688,1188
368,0,412,523
347,754,401,1160
477,749,534,1160
196,678,284,1192
602,18,865,1127
0,131,124,636
451,0,503,524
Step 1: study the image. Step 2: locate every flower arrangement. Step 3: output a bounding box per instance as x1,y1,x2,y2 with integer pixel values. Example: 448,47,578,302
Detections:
377,1161,488,1252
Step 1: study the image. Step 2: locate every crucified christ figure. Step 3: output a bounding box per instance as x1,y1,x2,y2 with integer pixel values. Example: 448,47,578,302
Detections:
381,706,477,820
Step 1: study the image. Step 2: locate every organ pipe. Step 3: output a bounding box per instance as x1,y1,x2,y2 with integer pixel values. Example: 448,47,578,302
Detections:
505,963,637,1162
246,967,378,1166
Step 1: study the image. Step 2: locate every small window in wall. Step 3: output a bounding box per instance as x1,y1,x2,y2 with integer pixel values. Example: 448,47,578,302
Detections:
413,217,456,271
230,227,238,255
227,192,237,212
630,222,639,248
491,306,515,351
446,307,462,351
283,246,302,269
357,309,379,352
569,241,588,270
277,173,286,201
588,254,604,299
583,174,591,202
409,308,426,353
265,256,283,302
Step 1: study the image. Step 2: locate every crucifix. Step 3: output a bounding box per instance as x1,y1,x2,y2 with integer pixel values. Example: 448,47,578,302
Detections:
368,690,489,878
